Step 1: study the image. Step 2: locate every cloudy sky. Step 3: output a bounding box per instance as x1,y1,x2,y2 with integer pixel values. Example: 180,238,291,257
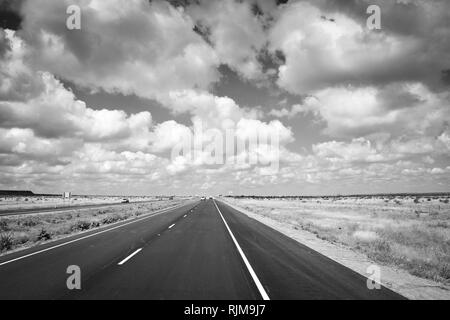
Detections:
0,0,449,196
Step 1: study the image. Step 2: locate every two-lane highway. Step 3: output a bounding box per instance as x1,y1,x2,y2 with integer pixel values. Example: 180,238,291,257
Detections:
0,199,405,300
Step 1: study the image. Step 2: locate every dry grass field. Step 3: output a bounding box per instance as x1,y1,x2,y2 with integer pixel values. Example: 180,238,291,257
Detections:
226,195,450,285
0,195,166,211
0,198,186,255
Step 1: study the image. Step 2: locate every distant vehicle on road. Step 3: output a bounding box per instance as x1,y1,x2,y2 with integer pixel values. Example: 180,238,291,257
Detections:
209,197,213,199
200,196,206,201
121,199,130,203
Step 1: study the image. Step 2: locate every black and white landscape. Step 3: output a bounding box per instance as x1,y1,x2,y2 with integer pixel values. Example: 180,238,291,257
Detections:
0,0,449,301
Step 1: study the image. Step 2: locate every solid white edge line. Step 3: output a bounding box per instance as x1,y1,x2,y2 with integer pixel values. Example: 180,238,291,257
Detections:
0,202,193,267
213,200,270,301
118,248,142,265
168,223,175,229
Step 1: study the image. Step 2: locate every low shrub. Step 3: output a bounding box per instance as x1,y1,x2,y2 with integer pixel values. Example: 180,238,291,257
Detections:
90,221,100,228
101,214,122,225
20,217,40,227
0,233,14,252
37,229,52,241
71,220,91,231
0,219,9,231
438,263,450,281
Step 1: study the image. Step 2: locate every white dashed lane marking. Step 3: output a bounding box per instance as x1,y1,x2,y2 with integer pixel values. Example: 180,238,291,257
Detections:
118,248,142,265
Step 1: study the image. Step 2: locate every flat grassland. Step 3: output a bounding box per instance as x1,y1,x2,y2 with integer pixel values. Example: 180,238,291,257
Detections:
226,195,450,285
0,195,161,211
0,197,187,255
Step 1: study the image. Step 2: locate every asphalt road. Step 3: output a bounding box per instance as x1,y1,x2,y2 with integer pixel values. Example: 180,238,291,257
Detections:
0,199,405,300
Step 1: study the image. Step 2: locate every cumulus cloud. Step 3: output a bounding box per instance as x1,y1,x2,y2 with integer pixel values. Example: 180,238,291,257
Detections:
0,30,169,192
296,83,450,138
0,0,449,195
313,138,386,163
269,0,450,94
0,34,153,142
0,26,296,194
236,118,293,144
188,0,267,81
269,104,309,119
151,120,191,153
0,128,79,165
18,0,220,101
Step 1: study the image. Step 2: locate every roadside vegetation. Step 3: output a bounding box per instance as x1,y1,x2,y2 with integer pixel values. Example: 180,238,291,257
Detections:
0,199,185,255
226,194,450,285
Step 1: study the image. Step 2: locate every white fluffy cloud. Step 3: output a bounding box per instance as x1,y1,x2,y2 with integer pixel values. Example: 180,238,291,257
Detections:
0,28,296,194
0,30,170,192
151,120,192,153
18,0,220,101
188,0,267,81
1,71,153,141
293,83,450,138
0,128,78,164
269,1,450,94
236,118,293,145
1,30,154,142
1,0,449,195
269,104,309,119
313,138,386,163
